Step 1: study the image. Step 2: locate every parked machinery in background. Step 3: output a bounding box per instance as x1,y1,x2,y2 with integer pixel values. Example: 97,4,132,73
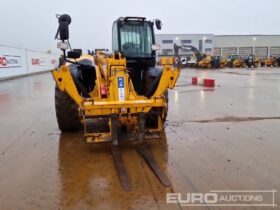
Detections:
244,54,259,68
227,54,246,68
212,56,227,68
198,55,226,68
216,56,227,68
198,55,213,68
177,45,204,68
227,54,238,67
260,56,280,67
179,56,198,67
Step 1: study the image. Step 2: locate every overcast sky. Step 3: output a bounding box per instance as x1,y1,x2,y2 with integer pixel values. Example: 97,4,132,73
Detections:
1,0,279,53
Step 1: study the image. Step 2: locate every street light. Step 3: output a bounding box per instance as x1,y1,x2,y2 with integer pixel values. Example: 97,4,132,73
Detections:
202,37,207,53
252,37,256,54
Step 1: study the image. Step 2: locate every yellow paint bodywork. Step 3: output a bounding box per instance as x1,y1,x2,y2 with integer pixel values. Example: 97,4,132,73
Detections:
233,59,246,68
198,55,212,68
219,59,227,68
159,57,174,66
53,53,179,116
265,57,277,67
52,53,179,140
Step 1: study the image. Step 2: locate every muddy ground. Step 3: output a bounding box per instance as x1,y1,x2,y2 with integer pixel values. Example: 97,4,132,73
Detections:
0,68,279,210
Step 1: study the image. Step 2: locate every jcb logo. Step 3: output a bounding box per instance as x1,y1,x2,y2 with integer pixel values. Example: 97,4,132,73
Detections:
0,57,7,66
32,58,40,65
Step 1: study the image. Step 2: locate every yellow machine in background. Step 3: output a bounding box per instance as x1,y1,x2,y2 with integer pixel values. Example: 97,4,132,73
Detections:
233,58,246,68
199,55,212,68
227,54,245,68
52,15,180,191
219,57,227,68
266,57,277,67
261,56,278,67
198,55,226,68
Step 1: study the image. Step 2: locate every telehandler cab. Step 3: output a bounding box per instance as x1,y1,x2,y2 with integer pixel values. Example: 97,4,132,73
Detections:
52,14,181,191
244,54,259,68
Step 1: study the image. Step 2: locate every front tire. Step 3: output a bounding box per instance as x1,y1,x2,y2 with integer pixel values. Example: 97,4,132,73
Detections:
55,87,82,131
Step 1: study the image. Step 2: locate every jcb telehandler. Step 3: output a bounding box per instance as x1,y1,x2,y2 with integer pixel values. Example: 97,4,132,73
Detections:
198,55,226,68
227,54,246,68
260,56,279,67
52,15,181,191
244,54,259,68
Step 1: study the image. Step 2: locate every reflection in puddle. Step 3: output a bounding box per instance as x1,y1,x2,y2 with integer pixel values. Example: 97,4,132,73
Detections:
174,91,178,103
58,130,172,209
200,90,205,99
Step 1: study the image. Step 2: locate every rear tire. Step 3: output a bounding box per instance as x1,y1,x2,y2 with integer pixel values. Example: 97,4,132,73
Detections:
55,86,82,131
145,90,169,128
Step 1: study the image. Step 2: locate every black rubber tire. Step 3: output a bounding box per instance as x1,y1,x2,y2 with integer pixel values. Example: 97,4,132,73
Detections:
55,86,82,131
145,90,169,128
144,72,163,98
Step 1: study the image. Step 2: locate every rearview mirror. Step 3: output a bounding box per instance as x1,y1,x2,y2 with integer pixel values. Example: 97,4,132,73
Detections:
155,19,162,30
67,51,81,59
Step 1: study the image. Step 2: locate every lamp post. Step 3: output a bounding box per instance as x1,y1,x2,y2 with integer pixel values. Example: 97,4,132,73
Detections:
201,36,207,53
203,36,207,53
252,37,256,54
175,36,180,44
174,36,180,56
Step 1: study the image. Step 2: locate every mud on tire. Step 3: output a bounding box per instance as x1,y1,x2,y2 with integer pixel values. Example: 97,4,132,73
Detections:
55,86,82,131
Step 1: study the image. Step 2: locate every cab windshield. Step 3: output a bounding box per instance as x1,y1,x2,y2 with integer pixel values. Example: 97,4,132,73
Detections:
119,22,153,57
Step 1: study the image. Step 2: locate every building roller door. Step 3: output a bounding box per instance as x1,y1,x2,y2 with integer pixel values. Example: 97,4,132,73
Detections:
213,48,221,56
255,47,268,59
270,47,280,57
222,47,237,58
239,47,253,58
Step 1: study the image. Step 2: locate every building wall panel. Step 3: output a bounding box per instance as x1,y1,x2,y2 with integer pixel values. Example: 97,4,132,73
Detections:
255,47,268,59
222,47,237,58
0,45,59,79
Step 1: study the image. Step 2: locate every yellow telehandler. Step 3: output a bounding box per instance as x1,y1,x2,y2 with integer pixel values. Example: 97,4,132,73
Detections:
52,15,181,191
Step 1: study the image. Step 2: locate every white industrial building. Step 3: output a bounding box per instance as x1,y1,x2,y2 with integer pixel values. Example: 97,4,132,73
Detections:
155,34,214,56
155,34,280,59
214,35,280,59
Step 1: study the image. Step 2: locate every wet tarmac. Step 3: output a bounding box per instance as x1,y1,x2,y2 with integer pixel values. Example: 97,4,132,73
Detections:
0,68,280,210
